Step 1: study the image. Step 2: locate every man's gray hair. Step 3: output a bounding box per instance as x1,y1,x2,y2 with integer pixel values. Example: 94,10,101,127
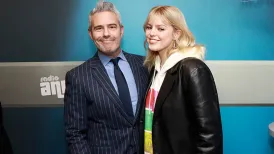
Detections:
88,0,122,29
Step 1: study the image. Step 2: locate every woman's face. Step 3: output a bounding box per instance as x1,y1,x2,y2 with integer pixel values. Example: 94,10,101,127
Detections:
145,16,175,53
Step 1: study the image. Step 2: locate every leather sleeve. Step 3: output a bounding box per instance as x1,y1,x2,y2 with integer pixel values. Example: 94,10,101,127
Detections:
183,58,223,154
0,102,13,154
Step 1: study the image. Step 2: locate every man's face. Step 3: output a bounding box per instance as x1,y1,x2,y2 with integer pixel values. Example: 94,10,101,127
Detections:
89,11,124,57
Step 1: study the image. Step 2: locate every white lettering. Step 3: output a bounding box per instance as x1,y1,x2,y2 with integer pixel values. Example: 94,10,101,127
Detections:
50,81,64,98
61,80,66,94
40,75,66,98
40,82,51,96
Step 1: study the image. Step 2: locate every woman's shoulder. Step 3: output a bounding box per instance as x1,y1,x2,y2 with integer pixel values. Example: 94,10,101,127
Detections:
173,57,213,79
178,57,208,70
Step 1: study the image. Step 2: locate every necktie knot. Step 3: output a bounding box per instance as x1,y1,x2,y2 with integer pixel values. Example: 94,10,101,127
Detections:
110,57,120,66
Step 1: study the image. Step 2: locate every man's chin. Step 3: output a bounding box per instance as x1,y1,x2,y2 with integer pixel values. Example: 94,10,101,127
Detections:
101,50,116,53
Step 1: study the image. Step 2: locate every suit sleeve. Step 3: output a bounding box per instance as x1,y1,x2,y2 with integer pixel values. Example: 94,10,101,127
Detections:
64,71,91,154
184,59,223,154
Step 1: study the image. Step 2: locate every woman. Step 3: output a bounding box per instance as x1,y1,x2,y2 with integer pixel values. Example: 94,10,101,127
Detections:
140,6,223,154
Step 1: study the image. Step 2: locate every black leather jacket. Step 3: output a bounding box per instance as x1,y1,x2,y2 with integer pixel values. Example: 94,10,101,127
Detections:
139,58,223,154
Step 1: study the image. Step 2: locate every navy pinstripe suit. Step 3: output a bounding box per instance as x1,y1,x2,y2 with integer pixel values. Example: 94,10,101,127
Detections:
64,51,148,154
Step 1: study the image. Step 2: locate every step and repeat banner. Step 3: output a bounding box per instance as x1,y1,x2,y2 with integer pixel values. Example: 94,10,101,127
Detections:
1,0,274,107
0,62,79,106
1,61,274,106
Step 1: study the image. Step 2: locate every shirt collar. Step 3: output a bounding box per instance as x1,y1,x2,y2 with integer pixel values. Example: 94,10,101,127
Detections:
98,50,127,66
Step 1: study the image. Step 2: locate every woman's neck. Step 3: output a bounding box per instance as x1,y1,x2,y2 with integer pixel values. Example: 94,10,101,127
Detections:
158,43,175,67
158,49,176,67
159,51,167,67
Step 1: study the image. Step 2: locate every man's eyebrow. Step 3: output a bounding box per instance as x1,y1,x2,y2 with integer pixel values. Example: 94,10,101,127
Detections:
108,23,118,26
93,23,118,29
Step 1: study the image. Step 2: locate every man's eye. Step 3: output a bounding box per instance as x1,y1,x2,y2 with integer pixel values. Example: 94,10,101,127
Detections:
95,27,102,31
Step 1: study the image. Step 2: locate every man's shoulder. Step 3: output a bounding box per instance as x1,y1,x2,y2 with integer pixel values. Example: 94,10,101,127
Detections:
66,57,97,76
124,51,145,62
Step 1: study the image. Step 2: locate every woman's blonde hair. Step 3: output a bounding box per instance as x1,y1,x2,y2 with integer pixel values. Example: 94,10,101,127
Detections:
143,6,205,69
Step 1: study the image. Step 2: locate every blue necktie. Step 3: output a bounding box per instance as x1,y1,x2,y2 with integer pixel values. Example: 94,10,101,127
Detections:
111,58,134,117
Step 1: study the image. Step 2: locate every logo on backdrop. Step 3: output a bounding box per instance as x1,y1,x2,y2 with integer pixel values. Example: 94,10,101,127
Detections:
40,75,65,98
241,0,274,6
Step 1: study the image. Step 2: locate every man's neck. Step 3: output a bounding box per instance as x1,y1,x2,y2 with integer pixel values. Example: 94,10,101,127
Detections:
98,48,122,59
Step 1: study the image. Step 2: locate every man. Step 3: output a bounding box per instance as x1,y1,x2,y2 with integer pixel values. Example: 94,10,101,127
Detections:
64,1,148,154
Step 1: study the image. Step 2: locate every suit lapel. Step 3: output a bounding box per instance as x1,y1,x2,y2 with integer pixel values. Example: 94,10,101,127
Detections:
153,69,177,119
124,52,143,121
89,54,133,124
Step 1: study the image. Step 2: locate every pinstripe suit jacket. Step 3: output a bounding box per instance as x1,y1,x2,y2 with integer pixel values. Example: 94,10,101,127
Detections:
64,51,148,154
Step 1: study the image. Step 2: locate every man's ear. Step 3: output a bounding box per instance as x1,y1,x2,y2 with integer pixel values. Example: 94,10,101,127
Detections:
88,29,94,40
120,25,124,37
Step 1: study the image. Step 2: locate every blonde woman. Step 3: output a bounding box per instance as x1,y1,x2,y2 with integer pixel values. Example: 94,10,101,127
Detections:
139,6,223,154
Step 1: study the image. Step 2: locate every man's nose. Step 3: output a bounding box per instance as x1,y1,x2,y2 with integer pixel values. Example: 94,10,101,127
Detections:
103,28,110,37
